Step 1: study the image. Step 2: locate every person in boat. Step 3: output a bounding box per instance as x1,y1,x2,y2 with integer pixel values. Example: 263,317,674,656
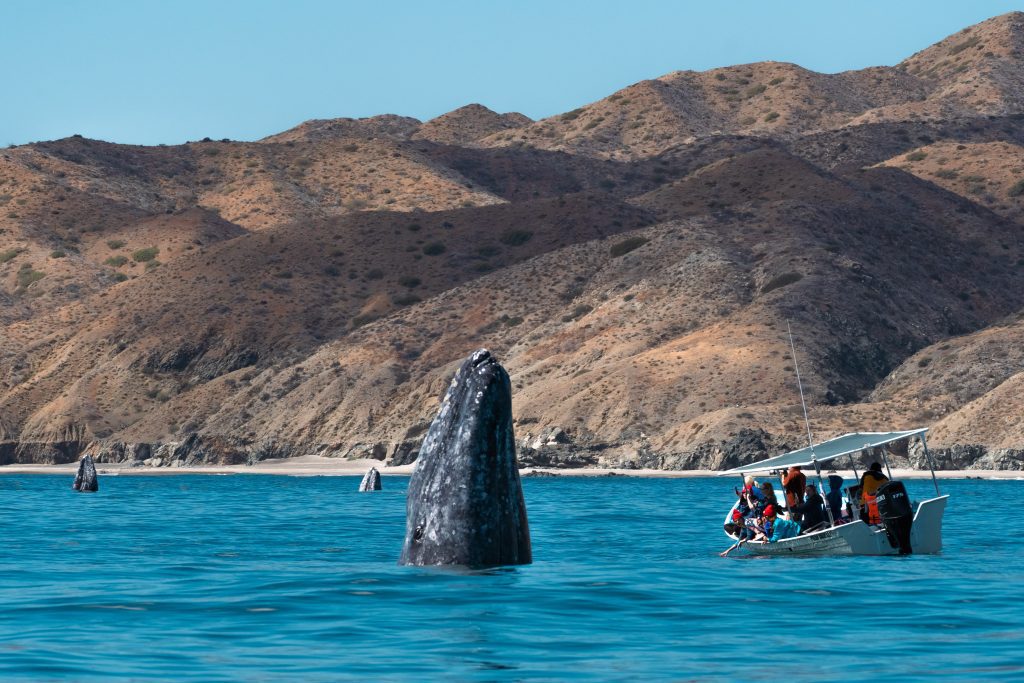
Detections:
737,475,765,503
790,483,827,532
825,473,845,522
759,481,783,513
782,466,807,521
732,476,765,521
721,505,770,557
766,505,801,542
859,462,889,525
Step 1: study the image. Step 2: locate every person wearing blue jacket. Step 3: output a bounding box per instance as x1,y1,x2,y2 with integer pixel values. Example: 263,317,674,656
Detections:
768,511,802,542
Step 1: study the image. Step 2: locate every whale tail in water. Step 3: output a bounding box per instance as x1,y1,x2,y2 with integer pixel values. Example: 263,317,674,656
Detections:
400,349,531,568
359,467,382,492
73,455,99,492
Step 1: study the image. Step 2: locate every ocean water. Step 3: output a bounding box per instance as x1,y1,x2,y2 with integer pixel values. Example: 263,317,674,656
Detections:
0,474,1021,682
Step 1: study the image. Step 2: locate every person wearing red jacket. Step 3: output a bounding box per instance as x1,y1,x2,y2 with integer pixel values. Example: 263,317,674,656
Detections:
782,466,807,521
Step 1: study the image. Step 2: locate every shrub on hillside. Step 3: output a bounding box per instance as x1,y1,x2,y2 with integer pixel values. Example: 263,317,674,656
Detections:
761,272,803,294
905,151,927,162
106,240,125,249
1008,179,1024,197
105,255,128,267
610,236,649,257
132,247,159,262
0,248,23,263
764,112,780,122
392,293,422,306
947,36,980,55
398,276,421,288
499,230,533,247
562,304,593,322
422,242,446,256
16,264,44,290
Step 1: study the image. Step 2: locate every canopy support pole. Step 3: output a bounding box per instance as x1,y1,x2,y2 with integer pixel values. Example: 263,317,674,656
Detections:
848,453,859,480
920,433,941,496
812,457,835,527
879,447,894,481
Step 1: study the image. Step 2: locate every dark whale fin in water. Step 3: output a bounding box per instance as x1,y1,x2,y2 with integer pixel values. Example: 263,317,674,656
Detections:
359,467,382,491
73,455,98,492
399,349,531,568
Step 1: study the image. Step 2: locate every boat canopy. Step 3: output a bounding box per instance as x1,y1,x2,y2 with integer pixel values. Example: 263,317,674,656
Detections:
718,428,928,476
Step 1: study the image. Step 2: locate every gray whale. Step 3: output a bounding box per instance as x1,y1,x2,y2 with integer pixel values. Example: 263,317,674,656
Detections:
359,467,382,491
73,455,98,492
399,349,531,567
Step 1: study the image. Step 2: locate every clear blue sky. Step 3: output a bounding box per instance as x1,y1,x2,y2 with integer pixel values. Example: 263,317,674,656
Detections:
3,0,1021,146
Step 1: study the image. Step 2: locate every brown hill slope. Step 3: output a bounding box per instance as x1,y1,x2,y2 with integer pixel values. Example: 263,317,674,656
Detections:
259,115,422,144
875,140,1024,222
2,11,1024,468
107,159,1022,468
0,194,653,450
412,104,531,145
478,12,1024,160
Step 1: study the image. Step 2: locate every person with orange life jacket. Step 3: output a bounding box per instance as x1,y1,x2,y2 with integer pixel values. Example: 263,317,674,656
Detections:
859,462,889,524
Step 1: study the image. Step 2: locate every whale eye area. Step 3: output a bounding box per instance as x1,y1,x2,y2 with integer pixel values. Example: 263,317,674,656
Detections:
413,525,424,543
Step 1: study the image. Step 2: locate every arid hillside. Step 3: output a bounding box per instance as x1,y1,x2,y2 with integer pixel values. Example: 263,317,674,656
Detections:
2,12,1023,469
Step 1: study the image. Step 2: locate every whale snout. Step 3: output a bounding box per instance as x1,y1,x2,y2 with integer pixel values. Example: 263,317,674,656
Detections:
469,348,493,368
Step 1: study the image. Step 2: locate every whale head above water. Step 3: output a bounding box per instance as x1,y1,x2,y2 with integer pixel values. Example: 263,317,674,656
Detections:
359,466,382,492
399,349,531,568
73,454,98,492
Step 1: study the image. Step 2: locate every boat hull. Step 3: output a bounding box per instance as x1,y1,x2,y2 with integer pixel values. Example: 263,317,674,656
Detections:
732,495,947,556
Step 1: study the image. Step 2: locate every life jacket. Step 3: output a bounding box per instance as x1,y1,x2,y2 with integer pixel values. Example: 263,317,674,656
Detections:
859,471,888,525
863,492,881,524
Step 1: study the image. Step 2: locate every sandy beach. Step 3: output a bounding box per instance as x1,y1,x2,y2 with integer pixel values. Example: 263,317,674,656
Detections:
0,455,1020,479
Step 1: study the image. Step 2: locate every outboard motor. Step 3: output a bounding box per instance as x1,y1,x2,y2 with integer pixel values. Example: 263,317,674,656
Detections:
876,481,913,555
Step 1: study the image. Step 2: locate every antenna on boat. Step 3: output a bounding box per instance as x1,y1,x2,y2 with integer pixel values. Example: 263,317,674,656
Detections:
787,321,815,454
787,320,836,527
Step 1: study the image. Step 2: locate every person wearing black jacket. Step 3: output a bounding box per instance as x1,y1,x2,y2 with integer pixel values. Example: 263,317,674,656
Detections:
790,484,827,532
825,474,845,521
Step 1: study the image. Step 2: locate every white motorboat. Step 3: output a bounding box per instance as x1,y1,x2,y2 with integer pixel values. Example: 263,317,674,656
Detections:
719,428,948,556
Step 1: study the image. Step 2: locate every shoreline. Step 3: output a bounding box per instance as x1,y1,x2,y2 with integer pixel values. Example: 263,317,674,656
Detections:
0,455,1020,479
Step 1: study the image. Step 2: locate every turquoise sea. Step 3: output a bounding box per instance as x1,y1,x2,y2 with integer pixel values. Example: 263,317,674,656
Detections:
0,474,1021,681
